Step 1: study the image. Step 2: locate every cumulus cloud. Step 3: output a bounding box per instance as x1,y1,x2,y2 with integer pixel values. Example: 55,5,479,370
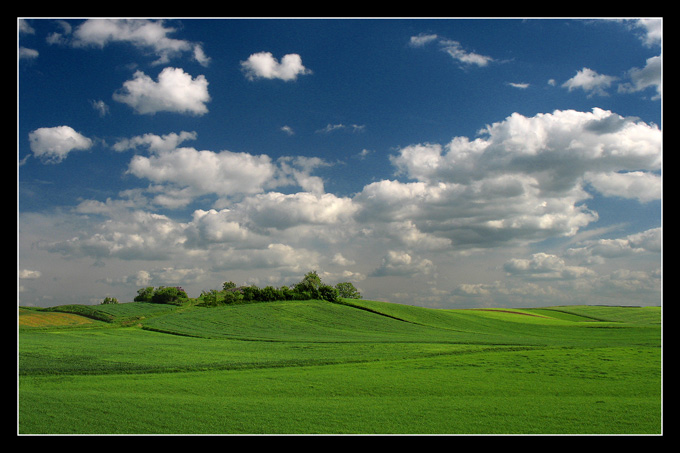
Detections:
113,131,197,153
184,209,254,249
504,252,596,280
371,251,434,277
70,18,210,66
127,146,276,200
618,55,662,99
113,67,210,115
39,210,186,262
31,107,660,306
237,192,357,231
241,51,311,81
566,227,661,263
585,171,661,202
354,108,660,250
209,243,321,273
448,225,661,307
562,68,617,97
629,18,662,47
391,108,660,191
119,133,337,206
28,126,93,163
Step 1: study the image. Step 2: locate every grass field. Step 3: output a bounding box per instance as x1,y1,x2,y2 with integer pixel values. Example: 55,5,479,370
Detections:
18,299,662,434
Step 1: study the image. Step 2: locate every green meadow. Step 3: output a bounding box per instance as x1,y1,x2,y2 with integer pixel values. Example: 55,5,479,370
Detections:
18,299,661,434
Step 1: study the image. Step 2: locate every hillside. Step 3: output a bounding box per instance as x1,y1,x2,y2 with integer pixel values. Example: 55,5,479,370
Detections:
19,298,662,434
22,298,661,347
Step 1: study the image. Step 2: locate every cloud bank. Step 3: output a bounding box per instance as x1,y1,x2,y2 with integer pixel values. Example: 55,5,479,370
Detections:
27,107,660,307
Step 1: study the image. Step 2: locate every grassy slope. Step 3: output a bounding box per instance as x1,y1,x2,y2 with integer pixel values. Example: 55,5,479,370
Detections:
18,300,661,434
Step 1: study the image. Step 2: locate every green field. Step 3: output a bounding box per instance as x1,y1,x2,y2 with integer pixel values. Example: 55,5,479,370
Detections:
18,299,662,434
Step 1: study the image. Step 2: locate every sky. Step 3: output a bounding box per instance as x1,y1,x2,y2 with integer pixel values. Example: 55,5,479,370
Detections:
18,17,662,309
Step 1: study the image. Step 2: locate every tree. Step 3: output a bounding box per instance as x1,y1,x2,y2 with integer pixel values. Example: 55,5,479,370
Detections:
295,270,322,294
100,296,118,305
151,286,188,304
201,289,220,306
223,281,236,291
222,290,243,305
134,286,155,302
318,284,340,302
241,285,258,301
335,282,361,299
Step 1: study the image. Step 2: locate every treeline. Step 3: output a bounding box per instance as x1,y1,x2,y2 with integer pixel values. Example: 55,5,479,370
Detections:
200,271,362,307
133,286,189,305
130,271,362,308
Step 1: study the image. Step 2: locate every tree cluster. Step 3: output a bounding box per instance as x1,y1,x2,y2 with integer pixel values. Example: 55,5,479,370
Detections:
199,271,362,307
100,296,119,305
134,286,189,305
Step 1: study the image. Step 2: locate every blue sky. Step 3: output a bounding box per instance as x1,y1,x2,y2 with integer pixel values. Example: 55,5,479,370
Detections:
18,18,662,308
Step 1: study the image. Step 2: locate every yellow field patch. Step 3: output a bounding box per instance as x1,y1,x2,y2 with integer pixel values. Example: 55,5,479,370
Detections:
19,309,94,327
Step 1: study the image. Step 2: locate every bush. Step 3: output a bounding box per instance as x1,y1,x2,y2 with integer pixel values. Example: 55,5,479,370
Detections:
200,271,347,307
222,291,243,305
151,286,188,305
134,287,155,302
241,286,258,302
318,284,339,302
335,282,361,299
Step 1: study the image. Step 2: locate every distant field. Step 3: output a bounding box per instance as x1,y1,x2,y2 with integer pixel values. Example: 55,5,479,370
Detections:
18,299,662,434
19,307,97,328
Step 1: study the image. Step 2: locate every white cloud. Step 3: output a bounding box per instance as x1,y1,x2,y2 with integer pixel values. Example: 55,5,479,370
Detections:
410,34,494,67
618,55,661,99
371,251,434,277
19,19,35,34
276,156,329,194
26,107,660,307
503,252,595,280
184,209,255,248
192,44,211,66
113,131,197,153
209,243,320,273
332,253,355,266
127,146,277,199
566,227,661,263
19,269,42,279
113,67,210,115
585,171,661,202
448,226,661,307
19,47,39,59
409,33,439,47
121,135,336,206
440,39,493,67
315,123,365,134
630,18,662,47
241,51,311,81
28,126,93,163
237,192,357,231
39,210,187,262
71,18,210,66
562,67,617,97
391,108,660,192
354,108,660,251
90,99,110,117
